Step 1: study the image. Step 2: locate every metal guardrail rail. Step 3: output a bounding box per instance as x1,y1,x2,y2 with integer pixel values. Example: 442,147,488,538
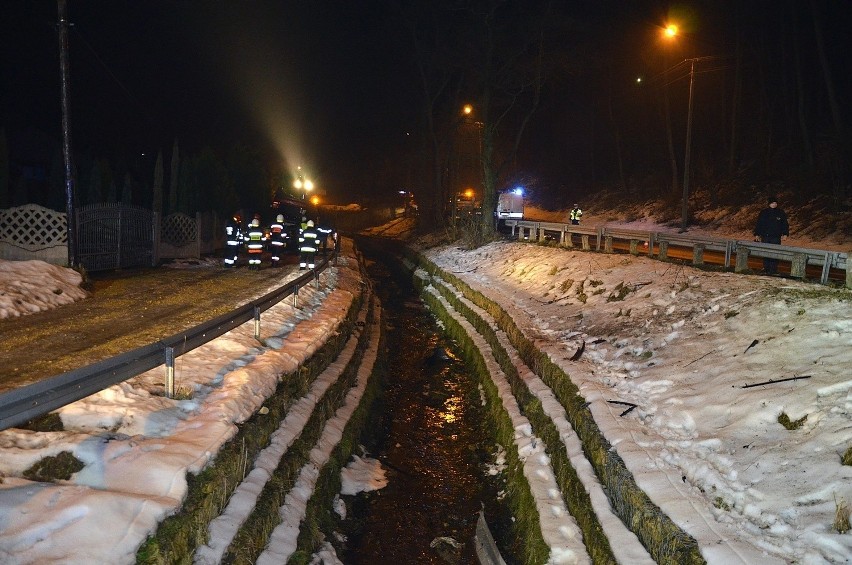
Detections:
505,219,850,287
0,250,338,432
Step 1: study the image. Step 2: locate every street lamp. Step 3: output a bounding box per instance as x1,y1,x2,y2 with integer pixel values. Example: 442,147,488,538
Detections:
293,167,314,200
661,23,706,231
681,57,696,231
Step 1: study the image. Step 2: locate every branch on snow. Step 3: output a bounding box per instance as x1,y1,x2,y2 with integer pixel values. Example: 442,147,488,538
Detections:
740,375,812,389
607,400,638,417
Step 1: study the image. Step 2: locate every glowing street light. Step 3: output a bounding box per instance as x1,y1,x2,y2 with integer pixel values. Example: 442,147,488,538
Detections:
293,166,314,200
661,22,704,231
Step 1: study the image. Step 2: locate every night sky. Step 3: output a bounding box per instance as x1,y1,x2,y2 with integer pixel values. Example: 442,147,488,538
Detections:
1,1,418,200
3,1,851,207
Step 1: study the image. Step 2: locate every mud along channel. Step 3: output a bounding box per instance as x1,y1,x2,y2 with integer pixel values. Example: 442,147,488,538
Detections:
339,237,512,564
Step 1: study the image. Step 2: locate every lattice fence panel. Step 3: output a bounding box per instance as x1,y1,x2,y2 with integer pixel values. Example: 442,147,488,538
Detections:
0,204,67,249
161,213,197,246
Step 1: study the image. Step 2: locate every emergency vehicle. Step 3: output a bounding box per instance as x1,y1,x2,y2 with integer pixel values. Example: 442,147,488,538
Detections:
496,188,525,220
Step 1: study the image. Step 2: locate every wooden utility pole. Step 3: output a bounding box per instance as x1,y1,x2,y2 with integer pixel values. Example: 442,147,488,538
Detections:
58,0,78,267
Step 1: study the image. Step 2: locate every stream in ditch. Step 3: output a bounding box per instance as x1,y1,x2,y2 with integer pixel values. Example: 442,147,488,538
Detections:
337,237,514,564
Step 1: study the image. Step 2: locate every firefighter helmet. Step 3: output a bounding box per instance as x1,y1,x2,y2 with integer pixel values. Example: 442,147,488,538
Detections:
307,220,314,227
276,214,284,222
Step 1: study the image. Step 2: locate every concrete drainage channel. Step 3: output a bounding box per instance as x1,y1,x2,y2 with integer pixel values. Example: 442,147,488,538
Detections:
342,236,510,564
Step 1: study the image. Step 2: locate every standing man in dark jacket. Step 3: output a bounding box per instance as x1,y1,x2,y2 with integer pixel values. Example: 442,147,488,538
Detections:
753,195,789,275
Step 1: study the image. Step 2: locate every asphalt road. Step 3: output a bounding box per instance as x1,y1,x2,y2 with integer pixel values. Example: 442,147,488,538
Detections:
0,257,300,394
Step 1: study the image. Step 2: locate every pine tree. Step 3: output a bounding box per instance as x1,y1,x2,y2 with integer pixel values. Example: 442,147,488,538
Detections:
169,139,179,214
0,128,9,208
121,173,132,204
87,160,102,204
152,150,164,215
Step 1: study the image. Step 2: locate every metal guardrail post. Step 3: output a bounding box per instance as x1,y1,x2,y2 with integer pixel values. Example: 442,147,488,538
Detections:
315,269,320,289
253,306,261,340
293,284,299,308
735,246,749,273
604,235,613,253
847,252,852,288
791,253,807,279
165,346,175,399
659,240,669,259
693,243,705,265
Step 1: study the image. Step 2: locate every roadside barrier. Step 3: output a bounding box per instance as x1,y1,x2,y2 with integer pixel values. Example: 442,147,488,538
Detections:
506,219,850,287
0,250,338,432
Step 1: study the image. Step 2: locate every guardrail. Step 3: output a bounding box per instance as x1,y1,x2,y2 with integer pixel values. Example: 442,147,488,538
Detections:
505,219,850,287
0,249,339,432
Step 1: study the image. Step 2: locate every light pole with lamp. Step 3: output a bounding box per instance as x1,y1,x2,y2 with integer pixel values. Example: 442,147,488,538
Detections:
293,167,314,201
662,24,712,231
681,57,696,232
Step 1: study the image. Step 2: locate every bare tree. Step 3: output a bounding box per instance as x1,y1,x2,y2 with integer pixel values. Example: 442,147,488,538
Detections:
467,0,546,241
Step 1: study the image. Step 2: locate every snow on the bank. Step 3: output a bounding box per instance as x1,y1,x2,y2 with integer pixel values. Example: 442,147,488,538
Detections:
256,302,380,564
0,242,368,564
0,259,88,319
424,238,852,564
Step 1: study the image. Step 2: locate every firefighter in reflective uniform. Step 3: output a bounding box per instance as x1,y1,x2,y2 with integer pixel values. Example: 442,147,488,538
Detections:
316,220,333,255
245,216,266,269
268,214,285,267
224,213,243,267
299,219,319,270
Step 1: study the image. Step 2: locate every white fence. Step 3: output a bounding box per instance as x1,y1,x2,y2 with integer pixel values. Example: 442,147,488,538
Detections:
0,204,69,265
0,204,223,268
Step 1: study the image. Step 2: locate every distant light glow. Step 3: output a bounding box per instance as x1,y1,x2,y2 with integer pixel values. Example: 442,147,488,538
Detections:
513,187,524,195
463,104,473,115
664,24,678,38
636,76,643,83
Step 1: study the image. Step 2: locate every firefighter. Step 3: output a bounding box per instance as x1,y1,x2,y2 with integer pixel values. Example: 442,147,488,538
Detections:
316,219,333,255
299,219,319,270
268,214,285,267
245,215,266,269
224,213,243,267
570,203,583,225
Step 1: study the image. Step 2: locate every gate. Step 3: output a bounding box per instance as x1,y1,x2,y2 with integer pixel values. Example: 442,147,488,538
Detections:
77,203,155,272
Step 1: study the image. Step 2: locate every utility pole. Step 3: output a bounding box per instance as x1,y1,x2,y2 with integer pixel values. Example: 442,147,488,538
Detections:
58,0,78,267
680,58,696,232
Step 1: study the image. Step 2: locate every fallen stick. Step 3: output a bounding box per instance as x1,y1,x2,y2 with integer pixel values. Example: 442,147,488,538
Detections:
569,340,586,361
740,375,812,389
684,349,715,367
607,400,638,417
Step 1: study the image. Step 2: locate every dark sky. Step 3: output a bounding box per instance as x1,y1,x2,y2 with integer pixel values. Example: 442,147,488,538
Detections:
1,1,418,198
4,1,852,206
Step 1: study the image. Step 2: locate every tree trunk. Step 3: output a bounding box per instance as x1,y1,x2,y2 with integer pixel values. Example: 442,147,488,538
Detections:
728,14,742,178
664,83,679,197
790,0,814,170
